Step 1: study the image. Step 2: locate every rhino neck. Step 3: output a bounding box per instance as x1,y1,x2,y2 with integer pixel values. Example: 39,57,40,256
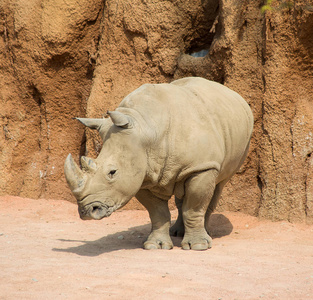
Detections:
141,121,177,199
118,98,175,196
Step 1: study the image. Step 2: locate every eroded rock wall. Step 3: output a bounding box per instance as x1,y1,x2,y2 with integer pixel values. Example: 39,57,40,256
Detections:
258,5,313,222
0,0,103,199
85,0,219,155
1,0,313,223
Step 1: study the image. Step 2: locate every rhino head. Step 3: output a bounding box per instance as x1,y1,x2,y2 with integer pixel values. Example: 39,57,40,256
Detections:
64,111,147,220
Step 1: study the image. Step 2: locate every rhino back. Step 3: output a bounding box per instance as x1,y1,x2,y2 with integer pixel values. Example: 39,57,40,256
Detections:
119,77,253,196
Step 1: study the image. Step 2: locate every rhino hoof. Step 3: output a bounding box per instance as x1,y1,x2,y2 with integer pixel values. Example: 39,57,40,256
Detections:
181,235,213,251
143,240,173,250
144,242,160,250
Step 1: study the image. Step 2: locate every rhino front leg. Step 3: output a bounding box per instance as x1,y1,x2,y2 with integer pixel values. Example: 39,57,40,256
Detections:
136,190,173,250
181,169,218,251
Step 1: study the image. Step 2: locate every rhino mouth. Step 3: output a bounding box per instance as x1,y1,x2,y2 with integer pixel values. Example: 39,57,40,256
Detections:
79,202,113,220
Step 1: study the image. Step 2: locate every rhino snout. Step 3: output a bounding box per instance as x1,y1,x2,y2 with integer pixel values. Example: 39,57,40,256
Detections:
79,203,112,220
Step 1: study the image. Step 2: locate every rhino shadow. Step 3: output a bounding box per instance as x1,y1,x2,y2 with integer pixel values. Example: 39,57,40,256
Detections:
52,213,232,256
52,223,151,256
208,213,234,239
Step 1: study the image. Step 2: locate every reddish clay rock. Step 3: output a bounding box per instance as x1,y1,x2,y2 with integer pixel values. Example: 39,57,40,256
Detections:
1,0,313,223
0,0,103,199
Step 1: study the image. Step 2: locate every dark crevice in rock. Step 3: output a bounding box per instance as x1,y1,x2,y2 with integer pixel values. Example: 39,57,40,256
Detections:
185,2,219,57
79,132,87,160
46,53,73,71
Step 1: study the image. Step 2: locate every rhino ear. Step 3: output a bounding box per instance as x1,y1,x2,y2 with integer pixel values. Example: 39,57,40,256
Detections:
107,111,131,128
75,118,105,130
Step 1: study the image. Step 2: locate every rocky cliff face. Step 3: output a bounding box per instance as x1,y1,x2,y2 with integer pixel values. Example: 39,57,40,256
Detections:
1,0,312,223
0,0,103,199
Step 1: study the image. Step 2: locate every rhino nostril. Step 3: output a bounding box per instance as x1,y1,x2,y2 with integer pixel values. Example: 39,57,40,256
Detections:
92,205,101,212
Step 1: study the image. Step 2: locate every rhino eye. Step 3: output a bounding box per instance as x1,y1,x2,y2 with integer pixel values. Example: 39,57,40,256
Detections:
108,170,117,178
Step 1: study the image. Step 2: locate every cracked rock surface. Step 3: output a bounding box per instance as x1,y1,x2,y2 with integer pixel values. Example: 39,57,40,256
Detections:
1,0,313,223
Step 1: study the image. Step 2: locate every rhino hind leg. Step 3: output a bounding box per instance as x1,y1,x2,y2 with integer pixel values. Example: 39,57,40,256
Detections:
204,143,250,234
136,190,173,250
181,169,219,251
204,180,228,234
170,197,185,237
171,181,226,238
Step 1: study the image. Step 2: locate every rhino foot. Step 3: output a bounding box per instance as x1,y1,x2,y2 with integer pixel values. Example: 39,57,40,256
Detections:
143,234,173,250
181,232,212,251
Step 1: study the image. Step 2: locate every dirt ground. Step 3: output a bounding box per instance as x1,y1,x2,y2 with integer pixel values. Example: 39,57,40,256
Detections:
1,196,313,300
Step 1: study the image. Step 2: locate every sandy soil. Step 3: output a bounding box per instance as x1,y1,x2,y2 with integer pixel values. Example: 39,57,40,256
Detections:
1,196,313,300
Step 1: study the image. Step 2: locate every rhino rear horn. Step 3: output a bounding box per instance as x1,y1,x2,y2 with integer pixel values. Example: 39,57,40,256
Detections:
107,111,131,128
81,156,97,173
64,154,87,192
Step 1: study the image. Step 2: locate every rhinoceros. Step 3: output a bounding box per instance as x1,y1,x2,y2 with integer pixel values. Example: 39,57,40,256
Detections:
64,77,253,250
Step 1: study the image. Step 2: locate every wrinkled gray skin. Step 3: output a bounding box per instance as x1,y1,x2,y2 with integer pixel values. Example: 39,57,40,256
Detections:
64,77,254,251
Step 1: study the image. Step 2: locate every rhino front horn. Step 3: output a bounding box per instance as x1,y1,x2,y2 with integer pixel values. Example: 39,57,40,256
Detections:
64,154,87,192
